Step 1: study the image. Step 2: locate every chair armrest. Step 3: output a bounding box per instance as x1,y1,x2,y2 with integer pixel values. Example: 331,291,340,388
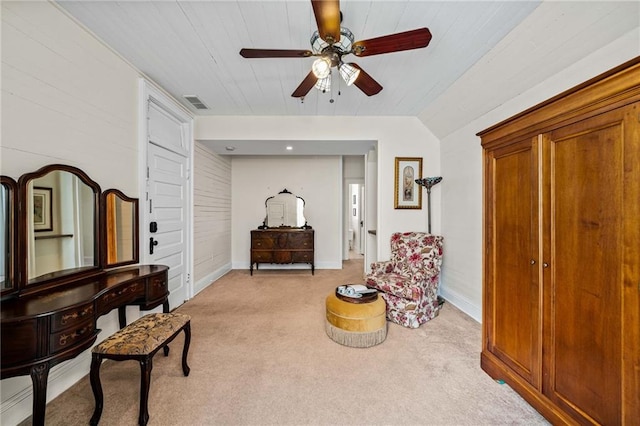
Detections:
369,260,394,275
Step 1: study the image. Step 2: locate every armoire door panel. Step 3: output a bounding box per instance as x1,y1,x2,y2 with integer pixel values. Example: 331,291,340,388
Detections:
485,139,540,386
544,109,626,425
480,59,640,426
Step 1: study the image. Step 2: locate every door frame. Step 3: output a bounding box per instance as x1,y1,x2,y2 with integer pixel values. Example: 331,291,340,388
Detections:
138,78,194,304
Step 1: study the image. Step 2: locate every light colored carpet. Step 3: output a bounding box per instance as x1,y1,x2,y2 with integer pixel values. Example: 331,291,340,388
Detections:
28,260,549,425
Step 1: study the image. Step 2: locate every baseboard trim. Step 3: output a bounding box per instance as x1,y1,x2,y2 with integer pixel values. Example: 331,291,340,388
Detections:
439,286,482,323
193,263,231,296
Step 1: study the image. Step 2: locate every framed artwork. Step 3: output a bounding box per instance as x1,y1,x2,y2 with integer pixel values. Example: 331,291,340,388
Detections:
394,157,422,209
33,186,53,232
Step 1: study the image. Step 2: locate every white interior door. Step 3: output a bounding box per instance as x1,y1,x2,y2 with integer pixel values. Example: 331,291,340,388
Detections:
147,143,188,309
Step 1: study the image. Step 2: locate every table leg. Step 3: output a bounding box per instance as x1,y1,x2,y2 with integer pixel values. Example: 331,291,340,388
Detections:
118,306,127,329
163,301,171,356
89,354,104,426
181,322,191,376
138,357,153,426
30,363,50,426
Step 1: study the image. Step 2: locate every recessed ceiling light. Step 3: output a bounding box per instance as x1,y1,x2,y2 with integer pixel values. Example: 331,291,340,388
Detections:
286,146,293,150
225,146,236,151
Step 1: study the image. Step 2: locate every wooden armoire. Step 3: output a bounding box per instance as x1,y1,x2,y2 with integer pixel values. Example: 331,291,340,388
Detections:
478,57,640,425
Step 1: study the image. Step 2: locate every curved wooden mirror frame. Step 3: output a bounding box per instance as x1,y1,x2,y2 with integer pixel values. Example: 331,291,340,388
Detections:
17,164,101,294
260,188,310,229
1,176,18,299
102,189,139,268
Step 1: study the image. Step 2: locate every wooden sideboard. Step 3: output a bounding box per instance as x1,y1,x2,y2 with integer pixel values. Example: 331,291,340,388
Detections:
250,229,314,275
0,264,169,426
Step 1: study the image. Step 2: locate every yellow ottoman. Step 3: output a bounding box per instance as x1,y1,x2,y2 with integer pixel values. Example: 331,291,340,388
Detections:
325,292,387,348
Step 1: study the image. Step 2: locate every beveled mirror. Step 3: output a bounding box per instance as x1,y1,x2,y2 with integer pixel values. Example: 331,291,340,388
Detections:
261,189,309,228
102,189,139,268
1,176,18,298
18,164,101,289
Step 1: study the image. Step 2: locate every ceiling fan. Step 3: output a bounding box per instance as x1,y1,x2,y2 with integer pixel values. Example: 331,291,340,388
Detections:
239,0,432,99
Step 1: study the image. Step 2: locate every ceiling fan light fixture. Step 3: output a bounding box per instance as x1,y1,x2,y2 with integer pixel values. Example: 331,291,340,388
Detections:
339,62,360,86
314,74,332,93
312,57,331,79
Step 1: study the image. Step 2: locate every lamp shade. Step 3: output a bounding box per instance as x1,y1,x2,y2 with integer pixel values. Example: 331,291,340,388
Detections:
312,57,331,79
339,62,360,86
314,74,331,93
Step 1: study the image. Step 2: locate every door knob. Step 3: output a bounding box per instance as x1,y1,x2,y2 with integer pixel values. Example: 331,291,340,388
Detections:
150,237,159,255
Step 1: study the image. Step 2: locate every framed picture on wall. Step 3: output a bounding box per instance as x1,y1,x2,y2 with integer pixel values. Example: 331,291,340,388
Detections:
33,186,53,232
394,157,422,209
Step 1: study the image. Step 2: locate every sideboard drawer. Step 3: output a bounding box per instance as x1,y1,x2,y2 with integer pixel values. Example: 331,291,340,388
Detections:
51,303,94,332
50,319,95,354
97,280,144,315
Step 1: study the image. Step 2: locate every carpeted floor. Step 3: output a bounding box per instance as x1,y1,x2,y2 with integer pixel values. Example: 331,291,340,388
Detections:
27,260,549,425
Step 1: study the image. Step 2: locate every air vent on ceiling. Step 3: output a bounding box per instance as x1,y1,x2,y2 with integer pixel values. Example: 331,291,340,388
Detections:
183,95,208,110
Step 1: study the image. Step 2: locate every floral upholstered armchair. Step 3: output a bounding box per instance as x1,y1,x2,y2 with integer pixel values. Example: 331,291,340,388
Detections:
366,232,444,328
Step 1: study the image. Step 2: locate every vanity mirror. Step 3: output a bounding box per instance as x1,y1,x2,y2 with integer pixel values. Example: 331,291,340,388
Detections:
261,189,309,228
18,164,101,290
0,176,17,297
2,164,165,426
102,189,139,268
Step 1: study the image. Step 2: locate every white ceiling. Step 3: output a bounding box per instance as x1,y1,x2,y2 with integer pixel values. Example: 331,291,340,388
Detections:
55,1,639,154
56,0,540,117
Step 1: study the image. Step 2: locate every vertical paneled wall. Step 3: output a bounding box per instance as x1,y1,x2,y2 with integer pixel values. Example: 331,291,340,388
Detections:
193,142,232,293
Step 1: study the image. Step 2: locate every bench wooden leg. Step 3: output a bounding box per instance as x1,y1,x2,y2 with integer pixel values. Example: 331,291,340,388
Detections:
182,322,191,376
89,354,104,426
138,356,153,426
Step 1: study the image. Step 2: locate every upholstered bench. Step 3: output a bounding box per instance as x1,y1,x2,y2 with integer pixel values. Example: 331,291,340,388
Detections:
89,312,191,426
325,292,387,348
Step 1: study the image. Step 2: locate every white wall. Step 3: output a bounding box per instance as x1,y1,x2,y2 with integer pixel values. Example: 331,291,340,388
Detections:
195,116,442,263
231,156,343,270
193,142,232,293
437,29,640,322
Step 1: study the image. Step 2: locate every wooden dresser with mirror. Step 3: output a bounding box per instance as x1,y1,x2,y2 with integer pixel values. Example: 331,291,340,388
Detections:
1,164,169,426
250,189,314,275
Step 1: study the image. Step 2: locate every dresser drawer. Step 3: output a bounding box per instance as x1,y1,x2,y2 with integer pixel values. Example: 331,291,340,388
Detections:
292,251,313,262
50,318,95,354
273,251,293,263
51,303,94,332
252,251,274,262
252,237,275,249
97,280,145,315
287,232,313,248
146,274,168,301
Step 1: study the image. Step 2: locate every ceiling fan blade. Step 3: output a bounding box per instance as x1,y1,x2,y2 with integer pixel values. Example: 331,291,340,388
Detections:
352,28,432,57
311,0,341,43
291,71,318,98
240,48,313,58
350,63,382,96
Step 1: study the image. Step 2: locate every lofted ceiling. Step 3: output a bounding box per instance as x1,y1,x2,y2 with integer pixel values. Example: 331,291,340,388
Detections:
54,0,639,154
56,0,540,117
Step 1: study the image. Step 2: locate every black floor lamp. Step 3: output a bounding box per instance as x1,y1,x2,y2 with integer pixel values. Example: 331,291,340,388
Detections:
415,176,442,234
